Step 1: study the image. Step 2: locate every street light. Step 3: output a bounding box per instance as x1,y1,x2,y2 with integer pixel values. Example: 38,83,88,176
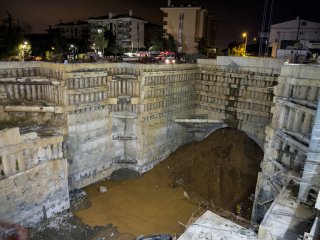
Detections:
242,32,248,56
70,44,77,61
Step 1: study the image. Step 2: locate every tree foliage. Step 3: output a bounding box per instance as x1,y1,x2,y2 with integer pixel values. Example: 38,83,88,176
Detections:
148,28,166,51
18,42,31,60
0,12,24,58
94,33,108,55
104,30,120,55
230,45,245,56
197,38,207,55
227,42,245,56
47,27,68,54
165,34,177,52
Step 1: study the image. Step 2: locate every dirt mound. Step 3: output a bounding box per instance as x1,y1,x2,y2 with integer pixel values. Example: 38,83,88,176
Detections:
70,189,92,212
29,212,119,240
166,128,262,218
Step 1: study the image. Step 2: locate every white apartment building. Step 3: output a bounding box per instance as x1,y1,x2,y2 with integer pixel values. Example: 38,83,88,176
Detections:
86,10,147,50
269,17,320,57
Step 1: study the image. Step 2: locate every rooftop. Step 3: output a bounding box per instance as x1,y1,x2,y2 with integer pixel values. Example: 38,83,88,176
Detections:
55,21,88,27
87,13,146,22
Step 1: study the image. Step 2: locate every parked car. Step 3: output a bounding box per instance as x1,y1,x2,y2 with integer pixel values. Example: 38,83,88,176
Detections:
164,56,176,64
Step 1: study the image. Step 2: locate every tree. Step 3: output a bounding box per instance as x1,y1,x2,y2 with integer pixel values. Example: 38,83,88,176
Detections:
104,30,118,55
18,41,31,60
230,45,245,56
94,34,108,56
227,42,245,56
19,20,33,34
165,34,177,52
148,28,166,51
0,12,24,58
47,26,69,54
197,38,207,55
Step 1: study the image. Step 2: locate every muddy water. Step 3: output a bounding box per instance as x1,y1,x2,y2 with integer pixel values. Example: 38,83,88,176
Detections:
75,128,262,236
75,163,198,237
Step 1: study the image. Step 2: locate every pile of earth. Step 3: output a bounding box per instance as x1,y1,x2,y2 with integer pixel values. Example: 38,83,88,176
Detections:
69,189,92,212
166,127,263,218
28,212,117,240
28,211,135,240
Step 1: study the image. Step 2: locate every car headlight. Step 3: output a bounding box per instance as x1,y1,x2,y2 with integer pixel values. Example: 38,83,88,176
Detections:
172,59,176,63
165,59,170,64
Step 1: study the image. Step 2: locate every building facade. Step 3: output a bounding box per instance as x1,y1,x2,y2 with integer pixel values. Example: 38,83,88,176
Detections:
161,3,215,54
53,20,89,41
87,11,147,50
269,17,320,58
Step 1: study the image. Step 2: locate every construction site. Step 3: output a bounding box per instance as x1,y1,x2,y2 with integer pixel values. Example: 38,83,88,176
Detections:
0,56,320,239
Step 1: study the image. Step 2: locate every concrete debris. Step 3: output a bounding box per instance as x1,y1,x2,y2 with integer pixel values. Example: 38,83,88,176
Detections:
183,191,189,199
178,210,258,240
99,186,108,193
70,189,91,212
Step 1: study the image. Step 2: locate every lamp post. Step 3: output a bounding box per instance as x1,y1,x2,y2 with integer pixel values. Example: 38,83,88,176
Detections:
242,32,248,56
70,44,77,61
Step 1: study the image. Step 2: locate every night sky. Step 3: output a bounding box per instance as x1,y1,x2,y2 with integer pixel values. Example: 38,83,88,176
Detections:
0,0,319,48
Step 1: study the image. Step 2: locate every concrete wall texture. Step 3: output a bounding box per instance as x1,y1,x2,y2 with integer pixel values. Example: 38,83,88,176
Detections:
0,128,69,226
1,57,320,234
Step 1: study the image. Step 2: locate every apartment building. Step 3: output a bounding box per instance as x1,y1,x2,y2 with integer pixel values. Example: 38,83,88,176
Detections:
161,2,215,54
86,10,147,50
53,20,89,41
269,17,320,57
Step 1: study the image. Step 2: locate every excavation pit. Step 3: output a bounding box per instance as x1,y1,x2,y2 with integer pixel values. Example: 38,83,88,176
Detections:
74,128,262,237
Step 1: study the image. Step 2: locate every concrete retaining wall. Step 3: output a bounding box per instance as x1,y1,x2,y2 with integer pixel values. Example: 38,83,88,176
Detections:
0,57,290,226
0,128,69,226
0,59,282,191
253,63,320,228
196,57,281,147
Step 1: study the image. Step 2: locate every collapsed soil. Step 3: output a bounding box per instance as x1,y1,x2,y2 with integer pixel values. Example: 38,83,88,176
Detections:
167,128,263,217
28,212,122,240
75,128,262,236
